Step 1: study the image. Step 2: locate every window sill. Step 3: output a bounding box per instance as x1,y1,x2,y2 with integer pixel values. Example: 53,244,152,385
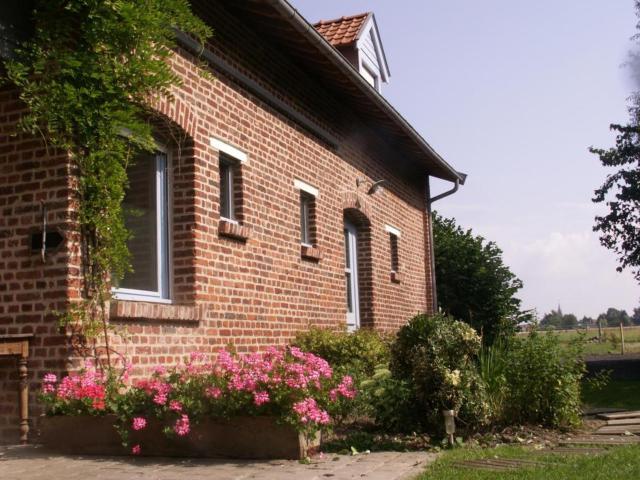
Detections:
218,219,250,241
301,244,322,261
390,271,403,283
109,300,203,323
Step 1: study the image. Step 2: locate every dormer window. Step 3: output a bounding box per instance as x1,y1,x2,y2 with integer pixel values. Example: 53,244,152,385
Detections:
314,12,391,94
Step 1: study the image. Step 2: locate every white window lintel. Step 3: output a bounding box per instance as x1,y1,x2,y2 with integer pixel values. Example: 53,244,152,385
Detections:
294,179,319,197
210,137,248,163
385,224,401,237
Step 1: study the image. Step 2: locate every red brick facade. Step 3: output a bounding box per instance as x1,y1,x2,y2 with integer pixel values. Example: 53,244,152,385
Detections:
0,2,442,443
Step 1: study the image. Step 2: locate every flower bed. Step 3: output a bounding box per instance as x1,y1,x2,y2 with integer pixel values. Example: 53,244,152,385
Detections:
38,347,356,459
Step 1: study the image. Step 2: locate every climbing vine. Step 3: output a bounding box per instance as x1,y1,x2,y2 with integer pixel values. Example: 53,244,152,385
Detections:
3,0,211,367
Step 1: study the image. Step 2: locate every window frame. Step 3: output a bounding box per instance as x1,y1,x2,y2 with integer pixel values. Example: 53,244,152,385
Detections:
219,156,236,223
294,179,319,249
300,192,313,247
113,146,171,303
385,224,401,274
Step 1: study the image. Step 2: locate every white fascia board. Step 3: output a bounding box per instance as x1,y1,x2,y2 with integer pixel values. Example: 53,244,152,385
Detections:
384,224,401,237
210,137,248,163
294,179,319,197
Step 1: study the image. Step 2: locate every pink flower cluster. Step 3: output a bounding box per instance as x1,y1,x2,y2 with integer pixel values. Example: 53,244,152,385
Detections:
174,414,190,436
134,378,172,406
42,366,106,411
132,417,147,431
292,398,330,425
329,375,357,401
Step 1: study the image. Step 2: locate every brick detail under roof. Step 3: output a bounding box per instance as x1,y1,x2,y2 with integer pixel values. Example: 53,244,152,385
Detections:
313,12,370,47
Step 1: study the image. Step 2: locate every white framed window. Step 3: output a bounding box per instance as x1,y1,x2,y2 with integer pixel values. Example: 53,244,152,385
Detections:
361,65,378,89
114,148,170,302
294,179,318,247
300,192,313,246
385,225,401,273
219,156,236,222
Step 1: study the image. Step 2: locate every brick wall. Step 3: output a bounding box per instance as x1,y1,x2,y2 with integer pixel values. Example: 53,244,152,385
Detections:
0,2,436,443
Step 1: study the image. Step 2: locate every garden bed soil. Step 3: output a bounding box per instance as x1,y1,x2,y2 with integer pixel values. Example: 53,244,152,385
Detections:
38,415,319,460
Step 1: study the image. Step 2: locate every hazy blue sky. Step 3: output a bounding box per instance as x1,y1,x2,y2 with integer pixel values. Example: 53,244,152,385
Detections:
291,0,639,318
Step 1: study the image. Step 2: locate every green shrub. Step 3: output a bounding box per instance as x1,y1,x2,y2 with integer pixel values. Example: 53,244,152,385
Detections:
478,340,510,423
390,313,490,432
359,365,414,432
501,331,585,428
292,327,390,381
292,327,391,423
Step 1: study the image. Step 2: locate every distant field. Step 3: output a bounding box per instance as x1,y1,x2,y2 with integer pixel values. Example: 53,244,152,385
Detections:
518,326,640,356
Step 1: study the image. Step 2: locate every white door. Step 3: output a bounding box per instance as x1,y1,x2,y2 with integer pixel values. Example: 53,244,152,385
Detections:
344,221,360,331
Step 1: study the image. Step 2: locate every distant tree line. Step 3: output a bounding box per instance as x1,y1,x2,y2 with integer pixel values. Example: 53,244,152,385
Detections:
539,305,640,330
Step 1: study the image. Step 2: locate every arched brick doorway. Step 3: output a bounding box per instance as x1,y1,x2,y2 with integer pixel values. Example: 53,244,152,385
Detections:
343,193,374,330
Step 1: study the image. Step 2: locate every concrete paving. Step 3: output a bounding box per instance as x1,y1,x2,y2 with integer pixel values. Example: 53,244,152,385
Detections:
0,445,435,480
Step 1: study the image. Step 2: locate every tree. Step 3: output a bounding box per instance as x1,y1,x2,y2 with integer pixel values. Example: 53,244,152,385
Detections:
433,213,523,344
633,306,640,325
590,1,640,281
601,307,632,327
539,307,578,330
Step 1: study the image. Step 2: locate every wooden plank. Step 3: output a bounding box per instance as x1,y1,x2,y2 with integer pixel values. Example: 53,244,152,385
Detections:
595,426,640,435
597,411,640,420
607,419,640,426
540,447,607,455
560,436,640,446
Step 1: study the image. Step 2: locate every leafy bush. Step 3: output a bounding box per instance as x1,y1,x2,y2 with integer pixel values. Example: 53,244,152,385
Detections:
478,340,510,423
500,331,585,428
292,328,390,381
359,365,414,432
292,328,391,424
390,313,490,432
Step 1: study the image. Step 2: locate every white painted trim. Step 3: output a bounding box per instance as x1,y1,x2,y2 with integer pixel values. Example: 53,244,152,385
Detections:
385,224,401,237
356,14,390,82
294,179,319,197
210,137,248,163
113,147,171,302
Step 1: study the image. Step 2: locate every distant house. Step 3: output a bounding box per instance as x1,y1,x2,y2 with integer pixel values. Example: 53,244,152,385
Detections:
0,0,465,443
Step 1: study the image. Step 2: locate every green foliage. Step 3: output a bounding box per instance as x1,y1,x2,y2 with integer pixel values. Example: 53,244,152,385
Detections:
477,340,509,422
590,2,640,282
3,0,211,365
292,327,390,381
358,365,414,433
292,327,391,424
390,313,490,433
598,307,632,327
501,331,585,428
432,213,524,344
540,307,579,330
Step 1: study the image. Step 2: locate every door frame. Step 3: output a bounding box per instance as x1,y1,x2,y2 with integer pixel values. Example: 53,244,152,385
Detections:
344,220,360,331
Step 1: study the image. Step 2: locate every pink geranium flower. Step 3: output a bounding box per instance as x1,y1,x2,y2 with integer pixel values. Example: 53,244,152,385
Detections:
131,444,141,455
132,417,147,431
174,414,190,436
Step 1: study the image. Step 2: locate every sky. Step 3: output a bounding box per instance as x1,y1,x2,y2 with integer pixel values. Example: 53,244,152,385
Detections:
291,0,639,319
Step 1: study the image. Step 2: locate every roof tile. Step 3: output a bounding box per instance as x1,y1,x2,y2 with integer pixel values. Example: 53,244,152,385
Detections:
313,12,370,47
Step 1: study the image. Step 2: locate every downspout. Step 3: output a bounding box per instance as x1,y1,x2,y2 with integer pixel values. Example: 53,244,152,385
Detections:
426,176,460,313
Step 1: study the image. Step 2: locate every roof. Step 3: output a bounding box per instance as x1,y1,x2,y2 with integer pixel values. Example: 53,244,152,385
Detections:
192,0,466,185
313,12,371,47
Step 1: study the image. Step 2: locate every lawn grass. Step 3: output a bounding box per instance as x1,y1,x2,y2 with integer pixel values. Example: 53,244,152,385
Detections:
582,379,640,411
520,326,640,356
417,445,640,480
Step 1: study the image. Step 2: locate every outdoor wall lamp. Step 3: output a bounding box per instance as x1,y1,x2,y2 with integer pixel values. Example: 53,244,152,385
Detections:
356,177,387,195
443,409,456,446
